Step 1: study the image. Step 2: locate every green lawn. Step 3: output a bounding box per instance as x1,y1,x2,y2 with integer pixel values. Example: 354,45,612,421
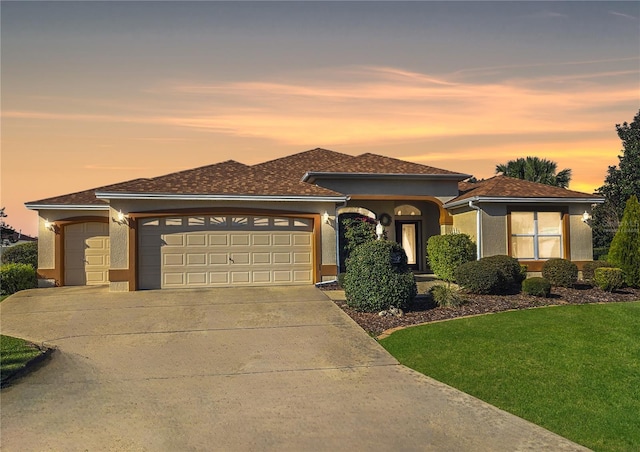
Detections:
380,302,640,452
1,334,43,386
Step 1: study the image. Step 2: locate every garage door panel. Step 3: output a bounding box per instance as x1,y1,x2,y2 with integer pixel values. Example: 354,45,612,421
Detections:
187,234,206,246
187,253,207,265
209,235,228,246
230,234,250,246
138,215,314,289
209,253,228,265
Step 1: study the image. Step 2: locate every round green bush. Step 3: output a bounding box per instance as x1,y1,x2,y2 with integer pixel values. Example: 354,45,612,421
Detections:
594,267,625,292
522,277,551,297
1,241,38,269
343,240,417,312
0,263,37,295
455,260,502,294
480,255,526,292
426,233,476,282
582,261,613,283
542,258,578,287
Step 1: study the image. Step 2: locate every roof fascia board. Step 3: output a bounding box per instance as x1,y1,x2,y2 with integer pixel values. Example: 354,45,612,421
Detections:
25,204,109,211
445,196,605,209
302,171,471,183
95,192,347,202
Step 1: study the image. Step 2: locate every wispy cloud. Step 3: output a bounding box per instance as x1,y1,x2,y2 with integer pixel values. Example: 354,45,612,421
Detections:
4,64,637,148
609,10,637,20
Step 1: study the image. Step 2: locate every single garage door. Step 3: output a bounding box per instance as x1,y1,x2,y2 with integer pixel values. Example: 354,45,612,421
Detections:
138,215,314,289
64,222,110,286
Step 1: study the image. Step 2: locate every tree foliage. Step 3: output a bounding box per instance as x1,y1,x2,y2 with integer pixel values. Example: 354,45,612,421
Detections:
338,214,386,272
592,110,640,248
495,156,572,188
607,195,640,287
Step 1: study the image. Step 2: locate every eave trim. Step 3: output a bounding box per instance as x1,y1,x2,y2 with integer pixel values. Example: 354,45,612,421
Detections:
95,192,347,202
302,171,471,183
445,196,605,209
25,204,109,211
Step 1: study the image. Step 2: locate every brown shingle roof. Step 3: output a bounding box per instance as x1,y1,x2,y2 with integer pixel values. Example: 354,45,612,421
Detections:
26,179,148,206
253,148,357,175
324,153,467,176
98,160,343,197
449,176,602,204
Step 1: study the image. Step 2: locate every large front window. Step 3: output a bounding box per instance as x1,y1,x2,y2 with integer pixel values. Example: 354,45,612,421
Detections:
511,211,563,260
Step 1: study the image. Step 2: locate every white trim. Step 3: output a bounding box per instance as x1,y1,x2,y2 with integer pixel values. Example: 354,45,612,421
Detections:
95,192,347,202
445,196,604,209
25,204,109,211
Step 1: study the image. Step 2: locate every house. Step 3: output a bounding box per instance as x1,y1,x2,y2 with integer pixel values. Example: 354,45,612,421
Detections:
25,148,603,291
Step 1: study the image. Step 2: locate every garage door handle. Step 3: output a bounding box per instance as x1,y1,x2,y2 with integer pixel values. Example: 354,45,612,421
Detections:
228,257,235,264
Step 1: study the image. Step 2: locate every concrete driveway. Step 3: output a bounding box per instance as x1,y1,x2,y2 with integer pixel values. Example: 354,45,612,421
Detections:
1,286,587,451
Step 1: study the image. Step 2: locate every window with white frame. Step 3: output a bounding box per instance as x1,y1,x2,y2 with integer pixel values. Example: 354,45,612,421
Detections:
510,211,563,260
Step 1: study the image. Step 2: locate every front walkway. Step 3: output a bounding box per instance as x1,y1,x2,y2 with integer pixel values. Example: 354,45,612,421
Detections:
1,286,587,451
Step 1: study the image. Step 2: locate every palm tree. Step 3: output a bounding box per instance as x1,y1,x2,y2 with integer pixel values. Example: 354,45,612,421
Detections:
495,157,572,188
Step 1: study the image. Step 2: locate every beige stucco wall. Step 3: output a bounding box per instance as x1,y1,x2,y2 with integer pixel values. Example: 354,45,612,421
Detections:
36,209,109,269
109,207,129,270
314,177,461,198
569,204,594,261
452,209,477,242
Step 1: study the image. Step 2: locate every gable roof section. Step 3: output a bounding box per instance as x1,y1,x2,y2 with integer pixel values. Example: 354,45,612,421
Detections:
253,148,356,175
327,153,467,176
446,176,604,208
25,179,148,209
95,159,344,200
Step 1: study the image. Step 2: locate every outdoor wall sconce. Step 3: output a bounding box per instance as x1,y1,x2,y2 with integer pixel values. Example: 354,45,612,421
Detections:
322,211,330,224
113,210,129,226
582,211,592,223
44,219,57,233
376,221,384,240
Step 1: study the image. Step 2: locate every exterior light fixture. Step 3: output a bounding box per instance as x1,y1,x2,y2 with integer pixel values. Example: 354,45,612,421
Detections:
582,211,592,223
114,210,129,225
44,219,57,233
375,221,384,240
322,211,330,224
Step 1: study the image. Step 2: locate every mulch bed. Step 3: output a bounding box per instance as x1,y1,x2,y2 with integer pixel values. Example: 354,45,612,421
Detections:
320,283,640,337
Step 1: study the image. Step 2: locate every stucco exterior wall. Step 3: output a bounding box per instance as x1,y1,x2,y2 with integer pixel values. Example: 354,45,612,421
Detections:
109,207,129,270
315,177,461,199
569,204,594,261
452,209,477,242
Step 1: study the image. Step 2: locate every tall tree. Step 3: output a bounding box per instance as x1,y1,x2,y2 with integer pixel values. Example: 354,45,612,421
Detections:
607,195,640,287
592,109,640,248
495,156,572,188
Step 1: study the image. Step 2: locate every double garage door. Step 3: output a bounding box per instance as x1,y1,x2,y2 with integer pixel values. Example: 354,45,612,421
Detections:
138,215,314,289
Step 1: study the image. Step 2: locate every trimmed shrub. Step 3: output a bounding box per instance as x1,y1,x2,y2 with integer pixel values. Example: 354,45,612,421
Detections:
0,263,37,295
455,260,502,294
339,215,385,272
608,195,640,288
593,246,609,261
481,255,526,292
1,241,38,269
542,258,578,287
594,267,625,292
343,240,417,312
582,261,613,283
429,284,465,307
426,233,476,282
522,277,551,297
337,272,347,289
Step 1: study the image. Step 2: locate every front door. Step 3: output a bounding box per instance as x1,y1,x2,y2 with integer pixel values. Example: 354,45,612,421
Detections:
395,221,421,271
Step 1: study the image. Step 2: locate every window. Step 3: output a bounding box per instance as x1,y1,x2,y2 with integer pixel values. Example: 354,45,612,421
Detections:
511,211,563,260
395,204,421,216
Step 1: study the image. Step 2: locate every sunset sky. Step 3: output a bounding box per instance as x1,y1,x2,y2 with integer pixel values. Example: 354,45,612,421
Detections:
2,1,639,237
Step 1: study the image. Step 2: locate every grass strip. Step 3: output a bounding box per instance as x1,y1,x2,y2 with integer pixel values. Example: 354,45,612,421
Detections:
380,302,640,452
1,335,44,386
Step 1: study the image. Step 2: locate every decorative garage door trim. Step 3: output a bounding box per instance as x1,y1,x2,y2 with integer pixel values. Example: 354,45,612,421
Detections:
138,215,316,289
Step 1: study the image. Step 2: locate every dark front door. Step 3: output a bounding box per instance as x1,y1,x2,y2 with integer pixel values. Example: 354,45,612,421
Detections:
395,221,421,271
